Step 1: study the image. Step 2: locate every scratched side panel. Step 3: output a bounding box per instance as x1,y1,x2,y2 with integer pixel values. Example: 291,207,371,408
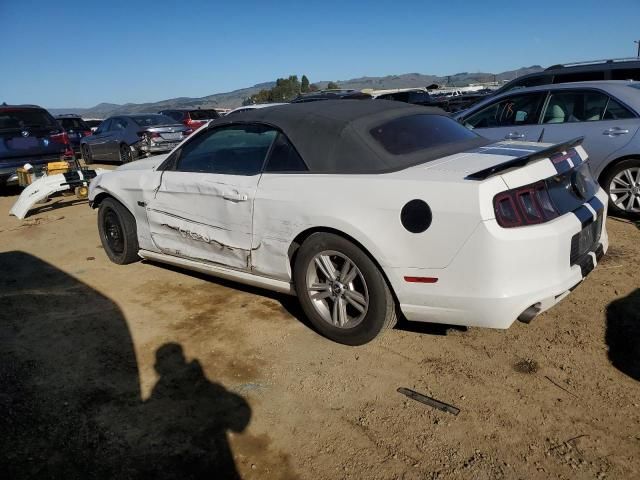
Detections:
146,171,257,270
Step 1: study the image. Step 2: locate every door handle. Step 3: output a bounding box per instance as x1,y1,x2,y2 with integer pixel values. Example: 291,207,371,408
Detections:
504,132,525,140
603,127,629,136
223,191,248,202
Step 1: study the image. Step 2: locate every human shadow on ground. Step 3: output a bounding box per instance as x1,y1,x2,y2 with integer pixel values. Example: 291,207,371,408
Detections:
605,288,640,381
0,251,250,479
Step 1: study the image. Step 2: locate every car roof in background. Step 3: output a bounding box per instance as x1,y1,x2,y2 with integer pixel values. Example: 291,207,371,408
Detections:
0,104,46,110
207,99,485,174
463,81,640,115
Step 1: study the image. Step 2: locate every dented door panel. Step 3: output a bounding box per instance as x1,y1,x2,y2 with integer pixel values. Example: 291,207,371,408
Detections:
146,171,258,269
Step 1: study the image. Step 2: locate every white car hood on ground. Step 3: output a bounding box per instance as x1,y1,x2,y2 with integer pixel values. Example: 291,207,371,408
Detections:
116,155,169,172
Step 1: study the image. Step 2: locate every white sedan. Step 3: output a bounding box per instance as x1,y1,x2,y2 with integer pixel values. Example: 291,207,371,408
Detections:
89,100,608,345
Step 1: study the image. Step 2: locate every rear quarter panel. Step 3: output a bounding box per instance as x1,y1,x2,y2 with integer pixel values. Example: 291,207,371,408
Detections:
251,173,503,282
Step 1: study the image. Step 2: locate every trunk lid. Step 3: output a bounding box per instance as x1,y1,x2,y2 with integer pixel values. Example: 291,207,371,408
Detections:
143,124,187,142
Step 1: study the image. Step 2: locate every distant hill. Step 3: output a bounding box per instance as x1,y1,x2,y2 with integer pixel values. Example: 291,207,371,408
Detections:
49,66,543,118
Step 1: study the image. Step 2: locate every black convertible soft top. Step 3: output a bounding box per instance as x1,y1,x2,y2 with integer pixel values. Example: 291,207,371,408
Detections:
208,100,489,174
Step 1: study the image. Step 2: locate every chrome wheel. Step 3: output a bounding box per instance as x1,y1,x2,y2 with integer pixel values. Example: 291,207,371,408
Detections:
609,167,640,213
305,250,369,329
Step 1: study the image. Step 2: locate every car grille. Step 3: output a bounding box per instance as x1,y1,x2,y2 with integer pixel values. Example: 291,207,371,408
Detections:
570,214,603,265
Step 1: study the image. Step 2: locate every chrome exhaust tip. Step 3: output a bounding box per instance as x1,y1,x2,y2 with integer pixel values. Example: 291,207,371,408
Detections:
518,303,541,324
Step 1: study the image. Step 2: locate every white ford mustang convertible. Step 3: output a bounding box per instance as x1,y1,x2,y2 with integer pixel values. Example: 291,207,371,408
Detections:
89,100,608,345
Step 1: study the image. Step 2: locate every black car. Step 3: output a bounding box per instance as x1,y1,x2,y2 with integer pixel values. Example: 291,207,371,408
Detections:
80,114,188,164
0,104,73,186
158,109,220,131
494,58,640,96
291,90,372,103
373,89,451,110
56,114,92,154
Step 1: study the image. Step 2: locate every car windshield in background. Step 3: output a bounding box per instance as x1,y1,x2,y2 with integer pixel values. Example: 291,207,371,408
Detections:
370,114,480,155
0,109,57,131
131,114,176,127
59,118,88,131
189,110,219,120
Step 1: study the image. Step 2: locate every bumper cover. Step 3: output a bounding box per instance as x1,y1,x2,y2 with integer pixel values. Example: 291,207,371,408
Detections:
391,189,609,329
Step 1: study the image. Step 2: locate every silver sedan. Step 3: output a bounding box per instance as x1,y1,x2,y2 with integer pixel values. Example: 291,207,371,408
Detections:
456,81,640,216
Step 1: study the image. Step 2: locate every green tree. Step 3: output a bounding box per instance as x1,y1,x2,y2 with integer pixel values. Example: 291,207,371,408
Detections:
246,75,304,103
301,75,310,93
326,81,339,90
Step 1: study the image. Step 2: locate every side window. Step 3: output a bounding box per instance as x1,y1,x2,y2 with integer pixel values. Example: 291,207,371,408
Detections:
167,111,182,122
96,119,112,133
553,71,605,83
111,118,127,131
611,68,640,81
264,133,308,172
604,98,636,120
542,91,609,123
464,93,545,129
176,124,277,175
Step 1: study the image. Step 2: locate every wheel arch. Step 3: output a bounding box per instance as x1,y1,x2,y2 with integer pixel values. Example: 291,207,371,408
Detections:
597,154,640,186
90,189,133,214
287,226,400,304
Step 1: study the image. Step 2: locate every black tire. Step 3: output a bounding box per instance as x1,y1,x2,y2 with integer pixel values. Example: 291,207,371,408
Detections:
119,143,134,164
97,198,140,265
600,158,640,217
293,233,397,345
82,144,93,165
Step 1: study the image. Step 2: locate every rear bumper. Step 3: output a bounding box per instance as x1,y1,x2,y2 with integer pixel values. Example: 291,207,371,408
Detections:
139,142,180,154
391,189,609,329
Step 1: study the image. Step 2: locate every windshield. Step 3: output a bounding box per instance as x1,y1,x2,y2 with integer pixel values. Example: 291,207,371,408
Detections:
189,110,219,120
370,113,480,155
131,114,177,127
0,108,57,131
58,118,89,131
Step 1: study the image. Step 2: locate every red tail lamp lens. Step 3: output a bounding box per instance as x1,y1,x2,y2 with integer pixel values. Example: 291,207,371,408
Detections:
494,181,558,228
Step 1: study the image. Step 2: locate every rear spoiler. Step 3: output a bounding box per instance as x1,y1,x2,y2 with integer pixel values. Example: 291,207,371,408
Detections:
465,137,584,181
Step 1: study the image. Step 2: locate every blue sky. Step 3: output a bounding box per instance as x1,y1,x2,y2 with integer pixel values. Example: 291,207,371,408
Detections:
1,0,639,108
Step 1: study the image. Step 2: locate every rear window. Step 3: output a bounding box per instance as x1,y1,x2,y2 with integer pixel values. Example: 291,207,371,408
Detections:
189,109,220,120
369,114,479,155
0,108,57,131
131,114,176,127
58,117,89,131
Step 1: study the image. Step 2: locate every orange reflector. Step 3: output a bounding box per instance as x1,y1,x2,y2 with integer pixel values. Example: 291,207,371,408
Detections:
404,276,438,283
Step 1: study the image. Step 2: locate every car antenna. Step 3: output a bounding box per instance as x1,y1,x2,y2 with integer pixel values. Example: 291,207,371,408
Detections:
537,128,545,143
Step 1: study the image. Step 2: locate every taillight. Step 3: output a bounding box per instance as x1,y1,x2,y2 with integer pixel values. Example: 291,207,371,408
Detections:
493,181,558,228
50,131,70,145
82,130,92,137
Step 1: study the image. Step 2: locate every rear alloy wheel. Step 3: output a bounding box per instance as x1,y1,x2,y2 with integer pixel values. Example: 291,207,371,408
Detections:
82,144,93,165
98,198,139,264
603,159,640,216
119,143,134,164
293,233,397,345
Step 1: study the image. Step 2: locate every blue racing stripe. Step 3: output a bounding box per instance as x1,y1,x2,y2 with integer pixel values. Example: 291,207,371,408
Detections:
573,206,594,228
588,196,604,213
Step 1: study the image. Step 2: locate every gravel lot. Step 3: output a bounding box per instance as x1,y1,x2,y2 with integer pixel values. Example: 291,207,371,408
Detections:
1,171,639,479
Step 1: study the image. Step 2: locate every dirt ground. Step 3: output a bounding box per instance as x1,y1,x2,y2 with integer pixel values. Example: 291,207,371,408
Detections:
1,171,639,480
